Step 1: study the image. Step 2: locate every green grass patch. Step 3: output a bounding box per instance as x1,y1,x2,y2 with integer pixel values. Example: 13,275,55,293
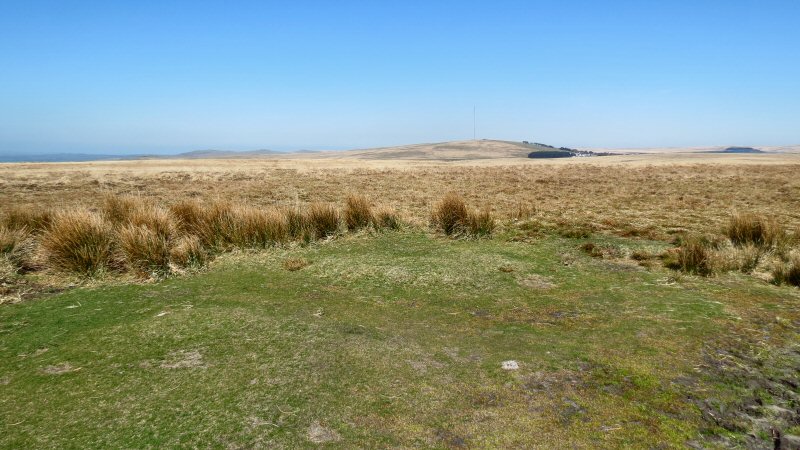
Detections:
1,231,797,448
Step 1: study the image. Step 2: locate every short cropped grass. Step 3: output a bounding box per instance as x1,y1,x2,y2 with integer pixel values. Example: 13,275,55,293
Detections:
1,231,798,448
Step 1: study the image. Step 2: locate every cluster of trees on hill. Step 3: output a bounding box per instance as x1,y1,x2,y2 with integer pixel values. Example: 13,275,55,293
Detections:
522,141,611,159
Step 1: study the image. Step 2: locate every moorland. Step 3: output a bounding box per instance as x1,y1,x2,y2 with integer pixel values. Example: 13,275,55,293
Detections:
1,140,799,448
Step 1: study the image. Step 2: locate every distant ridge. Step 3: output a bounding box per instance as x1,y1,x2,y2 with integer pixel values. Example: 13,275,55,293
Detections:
0,153,128,163
174,149,287,159
714,147,765,154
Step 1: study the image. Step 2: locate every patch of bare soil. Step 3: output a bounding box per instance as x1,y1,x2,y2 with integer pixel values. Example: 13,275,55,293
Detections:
518,274,556,290
40,363,79,375
0,277,65,305
307,421,341,443
686,331,800,449
159,350,206,369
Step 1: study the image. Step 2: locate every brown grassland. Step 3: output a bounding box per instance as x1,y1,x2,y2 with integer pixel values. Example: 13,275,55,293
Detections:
2,152,799,235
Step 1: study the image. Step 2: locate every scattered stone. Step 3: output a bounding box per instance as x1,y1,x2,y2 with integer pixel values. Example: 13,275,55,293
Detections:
501,360,519,370
307,421,341,443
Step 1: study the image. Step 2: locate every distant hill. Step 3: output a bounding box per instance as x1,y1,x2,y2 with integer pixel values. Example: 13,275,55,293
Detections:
0,153,128,163
174,149,285,159
307,140,576,161
715,147,765,154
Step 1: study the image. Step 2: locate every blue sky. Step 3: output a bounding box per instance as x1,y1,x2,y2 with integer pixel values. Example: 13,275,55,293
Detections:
1,1,798,155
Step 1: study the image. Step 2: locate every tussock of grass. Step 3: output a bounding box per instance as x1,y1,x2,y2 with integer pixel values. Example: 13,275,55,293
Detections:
308,202,340,239
128,205,177,239
285,206,314,242
558,224,592,239
713,244,762,274
725,212,785,249
226,206,289,247
1,207,52,233
344,195,374,231
432,192,495,237
467,209,495,236
42,211,113,275
170,200,208,235
117,224,171,276
0,226,24,255
374,206,401,230
102,194,146,224
432,192,469,236
772,253,800,287
170,235,208,268
283,257,310,271
664,235,712,276
0,227,38,273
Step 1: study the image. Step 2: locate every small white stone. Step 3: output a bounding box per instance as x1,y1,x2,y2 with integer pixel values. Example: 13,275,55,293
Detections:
501,360,519,370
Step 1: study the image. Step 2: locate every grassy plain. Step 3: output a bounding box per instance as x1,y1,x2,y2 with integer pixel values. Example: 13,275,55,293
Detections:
2,230,799,448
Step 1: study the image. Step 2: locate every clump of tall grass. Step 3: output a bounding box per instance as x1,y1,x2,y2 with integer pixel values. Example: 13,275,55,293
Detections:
117,225,171,276
0,226,23,255
41,211,113,275
102,194,145,224
170,235,208,268
283,257,310,271
432,192,469,236
664,235,713,276
1,207,52,233
725,212,785,249
467,209,495,236
170,200,208,235
772,254,800,287
0,226,38,273
285,206,314,242
344,195,374,231
431,193,494,237
226,205,289,247
374,206,401,230
307,203,340,238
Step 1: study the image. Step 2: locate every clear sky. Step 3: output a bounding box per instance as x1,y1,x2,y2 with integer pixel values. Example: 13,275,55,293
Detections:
1,1,799,155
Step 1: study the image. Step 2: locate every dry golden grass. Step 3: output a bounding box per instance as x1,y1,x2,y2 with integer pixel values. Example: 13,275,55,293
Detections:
41,211,113,275
772,253,800,287
374,206,401,230
169,235,207,268
431,192,469,236
344,194,374,231
3,155,798,239
2,153,800,280
283,256,310,271
226,205,288,247
1,207,52,233
0,226,24,255
724,212,786,249
664,236,713,276
307,202,339,239
431,192,495,237
285,206,314,242
117,224,171,276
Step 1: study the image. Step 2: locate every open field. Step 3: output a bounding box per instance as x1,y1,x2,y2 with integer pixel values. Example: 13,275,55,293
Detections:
2,144,800,448
2,231,799,448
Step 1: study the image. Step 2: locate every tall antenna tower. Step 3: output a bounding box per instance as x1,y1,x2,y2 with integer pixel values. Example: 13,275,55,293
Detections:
473,106,476,140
